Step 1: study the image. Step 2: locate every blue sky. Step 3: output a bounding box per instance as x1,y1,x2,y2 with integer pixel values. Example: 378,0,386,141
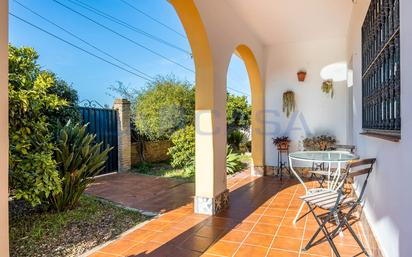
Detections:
9,0,251,106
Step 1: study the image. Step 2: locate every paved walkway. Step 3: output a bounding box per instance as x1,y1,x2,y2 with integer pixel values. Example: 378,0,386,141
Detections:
86,172,194,214
87,171,373,257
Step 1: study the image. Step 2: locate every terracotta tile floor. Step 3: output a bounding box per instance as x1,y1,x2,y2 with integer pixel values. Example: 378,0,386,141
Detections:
87,171,371,257
86,172,194,213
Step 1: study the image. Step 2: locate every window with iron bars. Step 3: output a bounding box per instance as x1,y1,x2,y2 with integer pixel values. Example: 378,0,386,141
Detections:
362,0,400,137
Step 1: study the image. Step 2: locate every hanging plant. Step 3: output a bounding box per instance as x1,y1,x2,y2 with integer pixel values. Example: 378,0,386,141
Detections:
282,90,295,118
322,79,334,98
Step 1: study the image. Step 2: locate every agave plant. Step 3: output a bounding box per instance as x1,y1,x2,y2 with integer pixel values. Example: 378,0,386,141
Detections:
182,147,244,176
226,147,244,175
49,121,112,211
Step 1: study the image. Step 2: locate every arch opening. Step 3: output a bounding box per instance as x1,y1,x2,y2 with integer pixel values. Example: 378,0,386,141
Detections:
227,45,265,173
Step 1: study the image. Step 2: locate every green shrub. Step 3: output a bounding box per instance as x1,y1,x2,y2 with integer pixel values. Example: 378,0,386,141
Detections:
168,125,195,168
226,147,244,175
168,125,245,174
133,163,154,174
9,45,67,206
227,130,247,152
134,76,195,140
46,76,81,135
48,122,112,211
227,93,251,132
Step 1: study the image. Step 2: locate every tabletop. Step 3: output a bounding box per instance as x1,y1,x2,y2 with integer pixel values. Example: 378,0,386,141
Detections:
289,151,358,162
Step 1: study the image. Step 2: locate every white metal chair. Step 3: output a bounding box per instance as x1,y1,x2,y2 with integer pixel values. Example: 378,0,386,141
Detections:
292,160,350,224
301,158,376,257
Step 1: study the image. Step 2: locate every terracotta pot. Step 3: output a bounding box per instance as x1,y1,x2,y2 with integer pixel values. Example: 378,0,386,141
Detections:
276,141,289,151
297,71,306,82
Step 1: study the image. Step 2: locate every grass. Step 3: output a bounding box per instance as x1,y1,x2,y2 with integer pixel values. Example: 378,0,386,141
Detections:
133,162,195,182
133,154,251,182
10,195,148,257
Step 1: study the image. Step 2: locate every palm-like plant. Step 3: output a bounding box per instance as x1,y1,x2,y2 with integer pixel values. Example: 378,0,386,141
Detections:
49,121,112,211
226,147,244,175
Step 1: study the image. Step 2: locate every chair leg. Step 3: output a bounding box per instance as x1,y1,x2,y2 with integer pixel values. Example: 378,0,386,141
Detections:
333,211,343,236
343,217,370,256
293,201,306,224
303,205,341,257
327,208,370,257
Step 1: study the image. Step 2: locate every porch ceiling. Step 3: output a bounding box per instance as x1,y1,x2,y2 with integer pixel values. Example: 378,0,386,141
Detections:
225,0,354,45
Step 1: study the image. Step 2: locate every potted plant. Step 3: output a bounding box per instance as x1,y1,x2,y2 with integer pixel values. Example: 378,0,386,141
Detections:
297,70,307,82
282,90,295,118
322,79,334,98
272,136,290,151
303,135,337,151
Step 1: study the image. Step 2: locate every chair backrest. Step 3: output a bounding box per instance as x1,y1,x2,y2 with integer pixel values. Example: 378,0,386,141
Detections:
346,158,376,202
329,144,356,153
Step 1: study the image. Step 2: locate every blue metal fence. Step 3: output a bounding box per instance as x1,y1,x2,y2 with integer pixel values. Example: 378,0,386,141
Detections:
79,106,118,174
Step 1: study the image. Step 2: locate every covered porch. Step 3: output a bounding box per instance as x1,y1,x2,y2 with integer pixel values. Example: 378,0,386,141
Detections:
88,171,372,257
1,0,412,256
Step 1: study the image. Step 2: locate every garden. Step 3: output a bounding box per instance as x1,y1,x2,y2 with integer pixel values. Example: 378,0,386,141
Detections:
111,75,252,181
8,44,251,256
8,45,148,257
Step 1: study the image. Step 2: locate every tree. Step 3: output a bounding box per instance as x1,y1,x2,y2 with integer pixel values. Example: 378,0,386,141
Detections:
226,93,251,133
134,76,195,140
8,45,68,205
46,76,81,134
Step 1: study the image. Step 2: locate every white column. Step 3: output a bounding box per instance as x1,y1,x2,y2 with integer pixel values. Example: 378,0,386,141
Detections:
0,0,10,255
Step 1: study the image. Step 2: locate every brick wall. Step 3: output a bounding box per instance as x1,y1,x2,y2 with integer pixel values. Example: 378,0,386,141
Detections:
131,140,172,165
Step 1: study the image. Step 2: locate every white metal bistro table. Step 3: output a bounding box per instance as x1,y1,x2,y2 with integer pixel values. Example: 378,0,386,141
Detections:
288,151,359,223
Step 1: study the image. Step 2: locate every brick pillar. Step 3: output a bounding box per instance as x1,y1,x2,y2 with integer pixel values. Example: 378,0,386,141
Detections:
113,99,131,172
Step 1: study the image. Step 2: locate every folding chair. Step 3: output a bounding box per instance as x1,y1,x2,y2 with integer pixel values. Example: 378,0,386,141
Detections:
301,158,376,257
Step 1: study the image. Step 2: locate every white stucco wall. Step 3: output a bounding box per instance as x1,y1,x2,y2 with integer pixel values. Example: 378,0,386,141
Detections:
347,1,412,257
264,38,349,166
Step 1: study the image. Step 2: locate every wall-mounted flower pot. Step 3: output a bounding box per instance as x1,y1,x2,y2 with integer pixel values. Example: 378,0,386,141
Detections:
297,71,306,82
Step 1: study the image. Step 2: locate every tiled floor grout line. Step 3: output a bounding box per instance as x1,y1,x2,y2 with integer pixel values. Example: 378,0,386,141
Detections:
230,181,286,257
355,220,371,254
264,183,300,257
297,206,309,257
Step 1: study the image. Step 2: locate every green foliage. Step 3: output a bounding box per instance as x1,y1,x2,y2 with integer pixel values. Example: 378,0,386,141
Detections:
227,93,251,132
46,76,80,134
321,79,334,98
168,124,244,175
8,45,67,206
133,162,154,174
168,125,195,168
49,122,112,211
134,75,195,140
226,147,244,175
227,130,248,152
282,90,295,118
10,195,147,257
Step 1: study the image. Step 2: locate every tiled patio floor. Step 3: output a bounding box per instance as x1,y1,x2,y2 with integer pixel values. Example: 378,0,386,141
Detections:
88,171,370,257
86,172,194,213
